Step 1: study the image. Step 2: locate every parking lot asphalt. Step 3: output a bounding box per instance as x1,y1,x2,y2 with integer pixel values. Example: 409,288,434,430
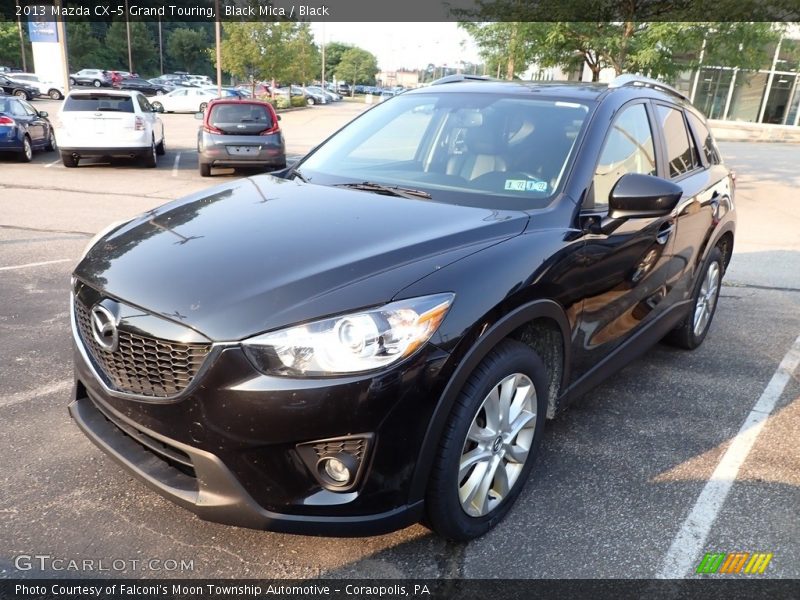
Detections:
0,98,798,579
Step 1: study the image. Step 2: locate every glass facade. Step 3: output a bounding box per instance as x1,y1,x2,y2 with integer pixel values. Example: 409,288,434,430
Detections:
688,33,800,126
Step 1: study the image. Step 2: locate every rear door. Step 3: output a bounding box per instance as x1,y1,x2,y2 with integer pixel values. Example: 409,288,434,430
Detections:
18,99,46,145
656,105,731,302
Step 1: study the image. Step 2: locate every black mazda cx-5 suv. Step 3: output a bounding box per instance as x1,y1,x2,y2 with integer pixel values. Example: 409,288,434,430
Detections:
69,75,735,540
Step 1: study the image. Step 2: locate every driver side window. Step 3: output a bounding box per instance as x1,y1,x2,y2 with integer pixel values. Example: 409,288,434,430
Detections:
590,103,656,210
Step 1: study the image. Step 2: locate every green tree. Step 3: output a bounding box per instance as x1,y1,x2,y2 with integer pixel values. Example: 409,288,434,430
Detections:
105,21,157,75
66,22,104,70
0,22,32,70
323,41,353,82
286,23,320,84
333,47,379,89
219,22,299,83
167,27,209,73
461,21,782,82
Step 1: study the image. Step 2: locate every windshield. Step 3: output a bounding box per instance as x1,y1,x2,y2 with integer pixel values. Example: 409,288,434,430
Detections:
298,91,591,209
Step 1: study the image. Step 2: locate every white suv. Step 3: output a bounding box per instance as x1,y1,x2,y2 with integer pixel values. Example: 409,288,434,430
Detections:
7,73,65,100
56,89,165,168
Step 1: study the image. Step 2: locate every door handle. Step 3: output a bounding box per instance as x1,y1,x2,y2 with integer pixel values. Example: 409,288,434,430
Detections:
656,222,674,245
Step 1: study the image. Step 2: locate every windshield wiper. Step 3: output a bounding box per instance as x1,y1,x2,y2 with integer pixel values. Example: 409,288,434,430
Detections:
291,169,308,183
333,181,431,200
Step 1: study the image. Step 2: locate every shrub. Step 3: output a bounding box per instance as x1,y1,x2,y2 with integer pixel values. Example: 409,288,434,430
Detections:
290,95,306,108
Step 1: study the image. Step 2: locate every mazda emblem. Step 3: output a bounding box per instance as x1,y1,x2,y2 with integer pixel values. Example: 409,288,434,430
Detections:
91,304,119,352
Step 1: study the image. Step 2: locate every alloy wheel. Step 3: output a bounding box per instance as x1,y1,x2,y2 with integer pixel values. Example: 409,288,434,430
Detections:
23,138,33,160
693,261,720,337
458,373,537,517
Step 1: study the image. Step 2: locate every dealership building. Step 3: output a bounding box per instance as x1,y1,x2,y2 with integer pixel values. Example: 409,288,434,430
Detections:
528,24,800,127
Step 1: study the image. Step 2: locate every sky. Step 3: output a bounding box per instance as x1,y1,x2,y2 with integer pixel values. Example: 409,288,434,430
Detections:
308,23,482,72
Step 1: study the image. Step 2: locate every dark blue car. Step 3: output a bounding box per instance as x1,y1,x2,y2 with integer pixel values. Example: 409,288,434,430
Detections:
0,95,56,161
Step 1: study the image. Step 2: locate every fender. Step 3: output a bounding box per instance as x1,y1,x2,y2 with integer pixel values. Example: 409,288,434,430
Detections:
408,298,571,502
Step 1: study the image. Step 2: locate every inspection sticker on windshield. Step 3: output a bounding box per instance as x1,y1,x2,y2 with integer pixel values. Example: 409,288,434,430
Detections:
504,179,547,192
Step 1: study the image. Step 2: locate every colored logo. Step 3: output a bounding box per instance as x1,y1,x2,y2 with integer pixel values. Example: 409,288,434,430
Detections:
696,552,773,574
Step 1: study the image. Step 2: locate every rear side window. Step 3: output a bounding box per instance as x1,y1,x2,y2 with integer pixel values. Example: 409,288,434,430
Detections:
656,105,701,177
591,103,656,209
686,112,721,165
64,95,135,113
209,103,273,127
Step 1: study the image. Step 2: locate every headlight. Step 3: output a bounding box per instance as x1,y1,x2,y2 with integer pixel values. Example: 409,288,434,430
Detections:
242,293,454,376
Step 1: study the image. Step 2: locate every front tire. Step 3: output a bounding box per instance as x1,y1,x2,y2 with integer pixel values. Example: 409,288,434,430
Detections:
199,102,208,112
93,79,101,88
151,101,163,113
199,162,211,177
425,339,547,541
664,247,724,350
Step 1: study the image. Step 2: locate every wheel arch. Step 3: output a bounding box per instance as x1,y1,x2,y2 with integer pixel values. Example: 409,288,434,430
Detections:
408,298,571,501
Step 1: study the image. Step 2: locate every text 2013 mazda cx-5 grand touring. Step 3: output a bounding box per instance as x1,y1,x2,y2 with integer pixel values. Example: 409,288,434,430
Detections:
69,75,735,540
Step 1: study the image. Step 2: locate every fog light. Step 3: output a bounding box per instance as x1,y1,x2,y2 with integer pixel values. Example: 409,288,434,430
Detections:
322,457,350,484
297,434,372,492
317,452,358,488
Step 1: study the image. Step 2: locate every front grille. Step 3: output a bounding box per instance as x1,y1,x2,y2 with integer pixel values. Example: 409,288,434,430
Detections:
75,298,210,398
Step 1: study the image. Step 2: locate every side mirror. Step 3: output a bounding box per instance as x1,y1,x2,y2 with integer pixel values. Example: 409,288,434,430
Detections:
608,173,682,220
194,112,204,119
38,110,48,117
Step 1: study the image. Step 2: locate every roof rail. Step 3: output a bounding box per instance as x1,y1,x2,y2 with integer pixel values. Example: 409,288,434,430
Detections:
430,74,494,86
608,74,689,102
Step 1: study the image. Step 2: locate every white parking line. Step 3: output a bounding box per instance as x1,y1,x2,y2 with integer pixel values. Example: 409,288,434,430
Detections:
0,258,73,271
657,333,800,578
0,380,72,409
43,158,61,168
172,152,181,177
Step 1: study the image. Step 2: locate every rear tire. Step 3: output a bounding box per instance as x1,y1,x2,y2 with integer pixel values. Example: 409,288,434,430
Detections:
69,78,76,86
425,339,547,541
61,151,78,168
92,80,101,88
151,101,163,112
156,136,165,156
48,89,63,100
142,139,157,168
199,163,211,177
199,102,208,112
45,129,56,152
663,247,724,350
19,135,33,162
14,89,26,98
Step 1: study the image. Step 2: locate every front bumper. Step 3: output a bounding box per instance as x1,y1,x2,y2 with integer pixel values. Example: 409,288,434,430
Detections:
69,289,452,535
68,389,423,536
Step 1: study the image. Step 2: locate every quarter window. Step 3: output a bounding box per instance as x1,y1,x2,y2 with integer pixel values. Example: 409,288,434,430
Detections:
687,112,721,165
591,103,656,209
656,105,701,177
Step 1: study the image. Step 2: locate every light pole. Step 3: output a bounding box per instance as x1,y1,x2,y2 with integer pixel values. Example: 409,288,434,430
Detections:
15,0,26,71
215,0,222,96
158,16,163,75
124,0,133,73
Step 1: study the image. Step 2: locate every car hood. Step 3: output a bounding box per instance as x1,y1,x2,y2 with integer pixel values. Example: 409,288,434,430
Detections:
75,176,528,341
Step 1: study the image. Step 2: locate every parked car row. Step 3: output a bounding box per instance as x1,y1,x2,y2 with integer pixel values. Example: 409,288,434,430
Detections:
1,87,287,175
